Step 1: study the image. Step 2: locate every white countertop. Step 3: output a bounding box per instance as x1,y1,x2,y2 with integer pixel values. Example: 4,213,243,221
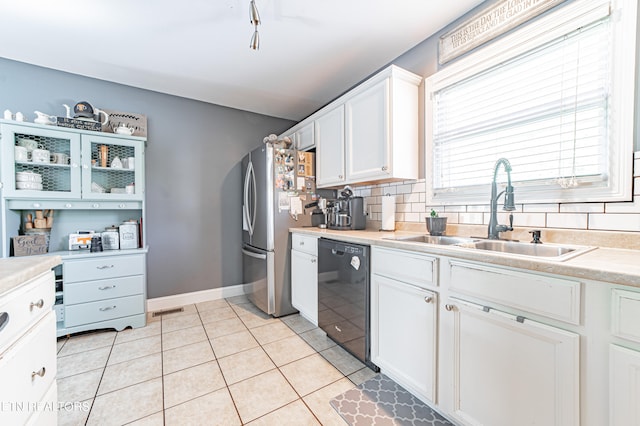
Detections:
291,227,640,288
0,255,62,297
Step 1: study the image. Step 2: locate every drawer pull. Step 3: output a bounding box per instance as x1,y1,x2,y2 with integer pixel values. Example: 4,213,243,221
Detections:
30,299,44,310
310,258,316,263
424,296,433,304
31,367,46,379
99,306,117,312
98,285,116,290
445,304,456,312
96,265,115,270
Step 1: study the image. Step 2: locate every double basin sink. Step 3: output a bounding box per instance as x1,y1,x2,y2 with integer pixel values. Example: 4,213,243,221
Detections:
384,234,595,261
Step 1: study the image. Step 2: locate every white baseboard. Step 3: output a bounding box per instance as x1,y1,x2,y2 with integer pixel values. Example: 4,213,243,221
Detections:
147,284,246,313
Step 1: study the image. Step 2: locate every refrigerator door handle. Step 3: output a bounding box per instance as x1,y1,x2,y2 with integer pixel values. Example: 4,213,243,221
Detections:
242,248,267,260
249,161,257,235
243,161,255,237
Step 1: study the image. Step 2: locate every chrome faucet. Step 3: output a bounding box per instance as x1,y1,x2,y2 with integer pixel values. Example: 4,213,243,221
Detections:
488,158,516,239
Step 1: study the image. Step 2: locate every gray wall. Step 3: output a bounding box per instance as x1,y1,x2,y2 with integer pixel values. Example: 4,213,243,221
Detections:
0,58,294,298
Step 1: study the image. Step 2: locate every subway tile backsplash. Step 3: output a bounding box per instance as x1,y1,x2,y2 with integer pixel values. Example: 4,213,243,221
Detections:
352,152,640,237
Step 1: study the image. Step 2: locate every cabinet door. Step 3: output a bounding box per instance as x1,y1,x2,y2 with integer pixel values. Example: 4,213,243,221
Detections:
80,134,144,200
610,344,640,426
371,274,437,404
315,105,345,188
345,78,390,183
296,121,315,151
444,298,579,426
1,123,82,199
291,249,318,325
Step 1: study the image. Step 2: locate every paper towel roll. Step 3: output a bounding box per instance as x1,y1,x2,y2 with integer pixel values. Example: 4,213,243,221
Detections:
381,194,395,231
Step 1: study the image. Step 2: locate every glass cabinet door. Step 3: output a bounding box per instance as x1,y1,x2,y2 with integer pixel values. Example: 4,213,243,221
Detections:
1,124,82,199
80,134,144,200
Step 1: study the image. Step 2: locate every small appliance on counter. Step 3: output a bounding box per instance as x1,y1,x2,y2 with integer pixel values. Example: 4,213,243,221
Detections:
69,231,94,250
327,186,366,230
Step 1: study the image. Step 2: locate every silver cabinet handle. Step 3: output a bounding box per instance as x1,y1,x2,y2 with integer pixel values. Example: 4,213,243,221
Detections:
31,367,46,379
300,241,304,245
30,299,44,310
338,175,343,179
99,306,116,311
82,164,89,169
382,166,388,171
92,203,100,208
445,304,456,311
96,265,114,270
98,285,116,290
310,258,317,263
424,296,433,304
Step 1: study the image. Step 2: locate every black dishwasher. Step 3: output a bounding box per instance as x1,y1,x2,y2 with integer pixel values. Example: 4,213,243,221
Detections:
317,238,378,371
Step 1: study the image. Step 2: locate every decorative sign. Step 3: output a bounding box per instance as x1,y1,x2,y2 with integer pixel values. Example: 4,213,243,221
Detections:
439,0,567,64
56,117,102,132
12,235,48,256
101,109,148,137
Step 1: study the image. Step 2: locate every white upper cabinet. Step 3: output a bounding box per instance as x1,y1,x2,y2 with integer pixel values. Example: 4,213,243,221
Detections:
345,78,389,182
323,65,420,187
295,121,314,151
315,105,346,188
280,65,420,188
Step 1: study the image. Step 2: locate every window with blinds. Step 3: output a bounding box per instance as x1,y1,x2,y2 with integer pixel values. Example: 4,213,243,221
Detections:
425,0,636,205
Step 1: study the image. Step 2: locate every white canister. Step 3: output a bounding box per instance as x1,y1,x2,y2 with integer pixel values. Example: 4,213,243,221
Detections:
119,220,139,249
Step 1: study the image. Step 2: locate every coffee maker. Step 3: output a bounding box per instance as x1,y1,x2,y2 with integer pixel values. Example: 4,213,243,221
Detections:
327,187,366,230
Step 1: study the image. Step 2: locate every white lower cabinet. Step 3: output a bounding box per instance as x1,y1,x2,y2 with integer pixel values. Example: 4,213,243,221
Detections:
291,234,318,325
0,267,58,425
610,344,640,426
371,246,438,404
59,252,146,335
371,274,437,404
442,297,580,426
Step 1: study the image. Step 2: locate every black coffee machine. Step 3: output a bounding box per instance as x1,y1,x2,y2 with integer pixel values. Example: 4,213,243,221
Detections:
327,187,366,230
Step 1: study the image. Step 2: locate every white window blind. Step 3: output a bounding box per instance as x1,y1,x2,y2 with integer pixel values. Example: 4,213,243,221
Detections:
426,0,636,205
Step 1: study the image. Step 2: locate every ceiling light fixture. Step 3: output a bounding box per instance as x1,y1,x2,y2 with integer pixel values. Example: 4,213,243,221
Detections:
249,0,260,50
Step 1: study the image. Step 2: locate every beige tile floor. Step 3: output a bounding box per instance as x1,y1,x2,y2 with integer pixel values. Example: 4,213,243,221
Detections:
56,295,377,425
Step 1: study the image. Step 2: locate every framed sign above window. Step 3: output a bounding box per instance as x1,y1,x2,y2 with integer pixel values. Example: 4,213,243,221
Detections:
425,0,637,206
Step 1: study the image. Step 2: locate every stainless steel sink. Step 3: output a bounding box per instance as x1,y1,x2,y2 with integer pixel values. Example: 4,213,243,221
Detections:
385,235,478,245
384,234,594,260
469,240,595,260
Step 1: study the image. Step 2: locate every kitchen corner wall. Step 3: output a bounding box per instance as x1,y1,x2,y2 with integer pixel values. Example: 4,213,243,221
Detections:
354,152,640,239
0,58,294,298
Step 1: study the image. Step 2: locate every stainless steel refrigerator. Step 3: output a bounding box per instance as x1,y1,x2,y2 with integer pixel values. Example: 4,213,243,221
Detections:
242,144,315,317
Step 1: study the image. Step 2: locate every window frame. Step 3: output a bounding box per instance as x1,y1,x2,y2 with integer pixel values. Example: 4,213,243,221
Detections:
425,0,637,206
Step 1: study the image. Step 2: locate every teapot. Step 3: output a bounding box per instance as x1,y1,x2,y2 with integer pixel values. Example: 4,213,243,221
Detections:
63,102,109,125
34,111,57,125
112,123,135,135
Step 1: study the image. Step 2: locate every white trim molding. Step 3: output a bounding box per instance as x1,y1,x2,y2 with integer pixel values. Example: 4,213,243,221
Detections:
146,284,245,313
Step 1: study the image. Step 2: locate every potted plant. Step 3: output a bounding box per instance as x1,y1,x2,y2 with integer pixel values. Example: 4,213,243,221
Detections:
425,209,447,236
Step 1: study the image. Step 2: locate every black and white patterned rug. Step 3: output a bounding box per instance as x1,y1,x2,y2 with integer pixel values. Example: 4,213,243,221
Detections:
330,374,454,426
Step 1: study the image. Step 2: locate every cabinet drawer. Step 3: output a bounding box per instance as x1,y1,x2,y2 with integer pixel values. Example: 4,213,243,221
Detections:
372,246,437,289
64,254,145,283
64,275,145,305
65,294,144,327
449,260,581,325
0,312,57,426
292,234,318,256
0,271,54,354
611,289,640,343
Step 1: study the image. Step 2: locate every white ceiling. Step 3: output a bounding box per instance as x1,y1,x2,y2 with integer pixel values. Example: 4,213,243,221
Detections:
0,0,484,121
